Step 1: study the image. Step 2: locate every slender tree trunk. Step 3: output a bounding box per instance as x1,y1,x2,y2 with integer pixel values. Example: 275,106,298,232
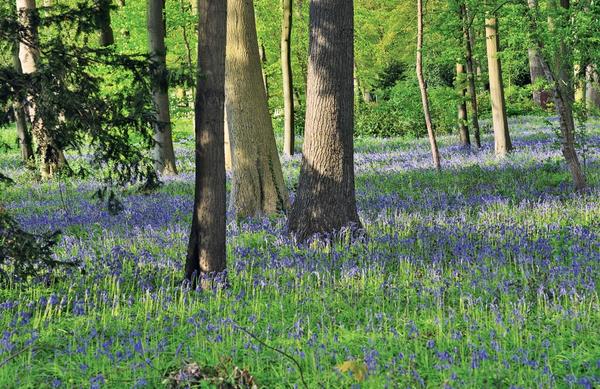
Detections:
416,0,441,169
17,0,65,178
223,110,232,171
456,63,471,147
527,0,550,109
258,42,270,99
461,4,480,148
586,65,600,110
185,0,227,286
288,0,361,241
11,43,34,163
485,17,512,156
98,0,115,47
534,0,587,191
282,0,295,156
225,0,289,218
148,0,178,175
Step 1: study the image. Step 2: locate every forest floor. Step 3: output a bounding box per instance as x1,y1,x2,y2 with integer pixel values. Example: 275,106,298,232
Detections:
0,116,599,388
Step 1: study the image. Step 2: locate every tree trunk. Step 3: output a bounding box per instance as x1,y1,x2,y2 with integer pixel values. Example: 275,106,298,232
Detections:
416,0,441,169
225,0,289,218
586,65,600,110
148,0,178,175
185,0,227,286
288,0,361,241
17,0,65,178
98,0,115,47
527,0,550,109
11,43,34,163
461,4,480,148
535,0,587,191
282,0,295,156
485,17,512,156
456,63,471,147
258,42,270,100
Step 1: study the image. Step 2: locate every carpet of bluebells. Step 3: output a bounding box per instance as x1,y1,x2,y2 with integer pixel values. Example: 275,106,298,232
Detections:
1,116,599,388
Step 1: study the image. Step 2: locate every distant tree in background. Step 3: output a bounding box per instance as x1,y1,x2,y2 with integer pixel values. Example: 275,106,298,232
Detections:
531,0,588,191
288,0,361,241
485,15,512,156
97,0,115,47
225,0,289,219
527,0,550,109
16,0,66,178
282,0,295,156
460,2,480,148
148,0,178,175
416,0,441,169
456,62,470,147
11,41,34,163
186,0,227,287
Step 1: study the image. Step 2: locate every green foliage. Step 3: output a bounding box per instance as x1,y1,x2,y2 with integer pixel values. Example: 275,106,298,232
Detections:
0,209,76,285
356,80,458,138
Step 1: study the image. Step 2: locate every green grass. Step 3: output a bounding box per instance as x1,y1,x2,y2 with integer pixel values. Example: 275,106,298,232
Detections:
0,117,599,388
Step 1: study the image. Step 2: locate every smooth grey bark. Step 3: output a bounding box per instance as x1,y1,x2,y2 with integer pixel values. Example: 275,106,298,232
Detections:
225,0,289,218
288,0,361,241
148,0,178,175
485,17,512,156
186,0,227,287
282,0,295,156
416,0,441,169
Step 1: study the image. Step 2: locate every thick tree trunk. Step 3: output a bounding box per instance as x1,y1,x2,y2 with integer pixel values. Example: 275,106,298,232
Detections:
98,0,115,47
416,0,441,169
11,43,34,163
461,4,480,148
225,0,289,218
185,0,227,286
586,65,600,110
288,0,361,241
282,0,295,156
456,63,471,147
17,0,65,178
148,0,178,175
535,0,587,191
485,17,512,156
527,0,550,109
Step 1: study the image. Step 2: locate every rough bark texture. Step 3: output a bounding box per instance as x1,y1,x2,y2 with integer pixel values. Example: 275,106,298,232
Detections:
148,0,178,175
186,0,227,285
485,17,512,156
12,43,34,163
282,0,295,156
416,0,441,169
225,0,289,218
527,0,550,109
461,4,480,148
536,0,587,191
456,63,470,147
17,0,65,178
98,0,115,47
288,0,361,241
586,65,600,110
